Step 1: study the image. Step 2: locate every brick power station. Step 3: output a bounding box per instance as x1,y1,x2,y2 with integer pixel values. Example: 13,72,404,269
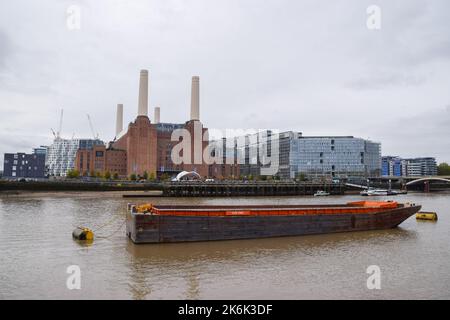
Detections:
75,70,211,179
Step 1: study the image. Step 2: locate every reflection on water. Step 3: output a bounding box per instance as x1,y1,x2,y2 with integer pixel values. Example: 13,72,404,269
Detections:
0,192,449,299
125,228,417,263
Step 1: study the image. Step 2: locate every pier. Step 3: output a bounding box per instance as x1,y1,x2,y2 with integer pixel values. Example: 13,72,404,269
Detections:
161,181,345,197
2,177,449,196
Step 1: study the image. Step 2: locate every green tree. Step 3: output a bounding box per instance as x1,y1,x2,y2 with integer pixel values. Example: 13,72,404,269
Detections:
296,172,306,181
129,173,137,181
113,172,119,180
67,169,80,179
96,171,102,179
143,171,149,180
149,172,155,181
437,163,450,176
104,171,111,180
160,173,169,181
89,170,95,178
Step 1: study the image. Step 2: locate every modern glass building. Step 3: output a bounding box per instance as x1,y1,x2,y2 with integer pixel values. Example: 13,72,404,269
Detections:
382,156,407,177
287,135,381,179
382,156,437,177
46,138,104,176
405,157,437,176
209,131,381,179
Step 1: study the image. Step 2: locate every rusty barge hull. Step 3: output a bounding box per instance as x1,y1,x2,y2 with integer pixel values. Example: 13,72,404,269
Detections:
126,203,421,244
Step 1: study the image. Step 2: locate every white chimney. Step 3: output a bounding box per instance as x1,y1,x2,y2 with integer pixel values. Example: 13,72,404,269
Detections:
116,104,123,136
190,76,200,121
138,69,149,117
154,106,160,124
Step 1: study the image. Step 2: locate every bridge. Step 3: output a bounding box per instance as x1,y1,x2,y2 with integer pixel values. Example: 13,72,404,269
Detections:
404,177,450,192
346,176,450,193
406,177,450,186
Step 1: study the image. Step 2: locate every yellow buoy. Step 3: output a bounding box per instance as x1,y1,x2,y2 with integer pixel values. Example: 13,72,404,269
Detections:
72,227,95,240
135,203,153,213
416,212,438,221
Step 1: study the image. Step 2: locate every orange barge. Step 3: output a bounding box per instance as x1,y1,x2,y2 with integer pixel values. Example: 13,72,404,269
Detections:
126,201,421,243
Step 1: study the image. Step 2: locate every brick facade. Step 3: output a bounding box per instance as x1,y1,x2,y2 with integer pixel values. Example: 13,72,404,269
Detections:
75,145,127,177
112,115,157,177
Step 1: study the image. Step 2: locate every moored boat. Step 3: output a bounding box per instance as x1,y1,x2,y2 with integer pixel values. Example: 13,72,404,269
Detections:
314,190,330,197
360,189,388,196
126,201,421,244
360,189,408,196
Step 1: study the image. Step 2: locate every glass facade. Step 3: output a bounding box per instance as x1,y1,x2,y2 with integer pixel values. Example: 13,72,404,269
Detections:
234,130,279,177
382,156,437,177
210,131,381,179
382,156,406,177
46,138,104,176
284,135,381,179
406,157,437,176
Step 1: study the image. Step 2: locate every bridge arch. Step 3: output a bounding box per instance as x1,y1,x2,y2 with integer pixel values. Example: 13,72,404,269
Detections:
406,177,450,186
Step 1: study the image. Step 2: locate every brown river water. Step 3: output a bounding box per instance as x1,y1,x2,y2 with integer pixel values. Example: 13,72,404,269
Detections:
0,192,449,299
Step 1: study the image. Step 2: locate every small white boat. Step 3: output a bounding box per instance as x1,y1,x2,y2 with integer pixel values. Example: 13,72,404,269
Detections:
314,190,330,197
360,189,389,196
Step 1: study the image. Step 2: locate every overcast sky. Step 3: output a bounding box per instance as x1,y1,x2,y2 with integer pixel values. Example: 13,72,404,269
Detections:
1,0,449,168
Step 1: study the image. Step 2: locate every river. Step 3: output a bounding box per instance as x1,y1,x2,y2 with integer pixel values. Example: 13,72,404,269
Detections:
0,192,449,299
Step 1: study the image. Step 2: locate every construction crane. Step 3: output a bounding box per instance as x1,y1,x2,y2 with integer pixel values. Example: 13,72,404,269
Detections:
50,108,63,139
86,114,99,139
57,109,63,138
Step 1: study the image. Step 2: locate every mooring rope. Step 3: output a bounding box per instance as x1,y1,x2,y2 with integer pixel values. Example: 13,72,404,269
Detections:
92,214,123,232
95,220,126,240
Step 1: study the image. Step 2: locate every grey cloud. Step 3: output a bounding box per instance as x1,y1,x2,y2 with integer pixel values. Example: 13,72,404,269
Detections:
363,105,450,162
348,72,427,91
0,0,450,167
0,30,11,70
